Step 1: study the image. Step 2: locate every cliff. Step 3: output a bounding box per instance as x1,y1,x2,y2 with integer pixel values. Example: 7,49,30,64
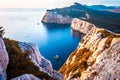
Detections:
0,38,9,80
42,11,72,24
71,18,96,34
42,3,120,33
59,18,120,80
18,42,63,80
0,38,63,80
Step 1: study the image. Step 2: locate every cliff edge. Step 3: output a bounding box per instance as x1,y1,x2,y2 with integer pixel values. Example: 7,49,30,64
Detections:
42,3,120,33
0,38,63,80
41,11,72,24
18,42,63,80
59,18,120,80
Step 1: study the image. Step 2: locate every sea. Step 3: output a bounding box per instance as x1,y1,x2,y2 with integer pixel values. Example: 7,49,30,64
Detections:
0,8,82,70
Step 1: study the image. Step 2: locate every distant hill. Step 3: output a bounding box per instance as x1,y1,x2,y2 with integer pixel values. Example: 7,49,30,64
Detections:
47,2,120,32
86,5,117,11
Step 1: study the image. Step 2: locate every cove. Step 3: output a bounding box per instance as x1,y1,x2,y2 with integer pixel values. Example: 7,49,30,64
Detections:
0,9,82,70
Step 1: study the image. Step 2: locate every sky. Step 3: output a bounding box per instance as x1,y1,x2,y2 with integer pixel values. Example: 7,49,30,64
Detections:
0,0,120,8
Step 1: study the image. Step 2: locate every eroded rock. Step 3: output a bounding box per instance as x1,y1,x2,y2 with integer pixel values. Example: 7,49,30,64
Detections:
18,42,63,80
0,38,9,80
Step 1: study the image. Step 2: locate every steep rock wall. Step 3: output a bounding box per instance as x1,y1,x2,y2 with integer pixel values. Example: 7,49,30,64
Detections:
41,11,72,24
71,18,96,34
18,42,63,80
0,38,9,80
59,18,120,80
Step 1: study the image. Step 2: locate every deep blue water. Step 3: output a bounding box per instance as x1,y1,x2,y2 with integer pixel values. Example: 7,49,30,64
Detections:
39,23,82,70
0,9,82,70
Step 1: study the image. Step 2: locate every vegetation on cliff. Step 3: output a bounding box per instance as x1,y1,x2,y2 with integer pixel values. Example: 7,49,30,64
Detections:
59,48,93,78
47,3,120,32
3,38,53,80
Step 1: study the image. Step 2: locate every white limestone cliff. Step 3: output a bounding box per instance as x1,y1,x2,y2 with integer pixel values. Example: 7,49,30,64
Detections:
59,18,120,80
42,11,72,24
0,37,63,80
0,38,9,80
18,42,63,80
71,18,96,34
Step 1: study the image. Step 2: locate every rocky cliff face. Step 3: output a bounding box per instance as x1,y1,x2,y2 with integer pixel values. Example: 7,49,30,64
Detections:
0,38,9,80
1,38,63,80
42,3,120,32
71,18,96,34
41,11,72,24
59,18,120,80
18,42,63,80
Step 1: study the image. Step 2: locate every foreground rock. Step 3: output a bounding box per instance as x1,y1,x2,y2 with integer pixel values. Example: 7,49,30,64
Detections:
41,11,72,24
11,74,40,80
0,38,9,80
2,38,63,80
18,42,63,80
59,18,120,80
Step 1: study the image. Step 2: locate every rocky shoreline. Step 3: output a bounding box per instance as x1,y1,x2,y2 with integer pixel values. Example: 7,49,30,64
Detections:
59,18,120,80
0,18,120,80
0,8,120,79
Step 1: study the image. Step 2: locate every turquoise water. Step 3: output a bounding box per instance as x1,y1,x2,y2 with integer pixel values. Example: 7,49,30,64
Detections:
0,9,82,70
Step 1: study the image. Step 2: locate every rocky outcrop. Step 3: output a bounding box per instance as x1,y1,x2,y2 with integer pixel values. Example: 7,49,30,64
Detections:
18,42,63,80
11,74,40,80
80,38,120,80
59,18,120,80
41,11,72,24
71,18,96,34
2,38,63,80
0,38,9,80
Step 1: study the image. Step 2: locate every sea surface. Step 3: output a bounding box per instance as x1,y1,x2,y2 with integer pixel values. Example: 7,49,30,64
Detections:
0,8,82,70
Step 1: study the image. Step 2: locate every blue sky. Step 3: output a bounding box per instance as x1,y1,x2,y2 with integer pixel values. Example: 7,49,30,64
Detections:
0,0,120,8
